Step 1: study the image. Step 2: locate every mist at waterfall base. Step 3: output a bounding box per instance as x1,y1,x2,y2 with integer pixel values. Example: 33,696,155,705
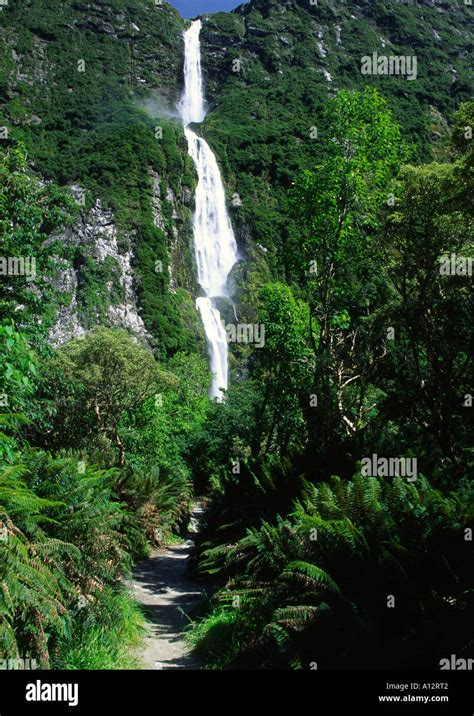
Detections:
137,95,180,122
179,20,239,401
169,1,246,18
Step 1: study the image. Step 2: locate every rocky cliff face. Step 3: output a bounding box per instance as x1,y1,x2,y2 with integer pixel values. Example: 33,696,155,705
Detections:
48,190,149,346
46,165,196,347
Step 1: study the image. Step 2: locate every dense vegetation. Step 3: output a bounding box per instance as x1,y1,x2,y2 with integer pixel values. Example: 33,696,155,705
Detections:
0,148,211,664
0,0,472,672
1,0,472,351
186,93,473,669
0,316,210,665
201,0,472,288
0,0,202,354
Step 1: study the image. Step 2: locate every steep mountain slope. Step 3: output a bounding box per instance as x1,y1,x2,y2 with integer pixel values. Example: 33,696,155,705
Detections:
1,0,204,355
0,0,472,354
199,0,473,292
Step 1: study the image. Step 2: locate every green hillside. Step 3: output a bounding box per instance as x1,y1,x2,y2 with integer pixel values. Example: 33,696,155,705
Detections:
1,0,472,350
1,0,201,354
200,0,472,282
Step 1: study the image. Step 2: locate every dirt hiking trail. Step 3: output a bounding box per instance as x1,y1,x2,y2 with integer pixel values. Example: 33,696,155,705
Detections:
131,504,203,669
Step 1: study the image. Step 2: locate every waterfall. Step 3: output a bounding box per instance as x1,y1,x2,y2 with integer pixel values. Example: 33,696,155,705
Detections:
179,19,238,401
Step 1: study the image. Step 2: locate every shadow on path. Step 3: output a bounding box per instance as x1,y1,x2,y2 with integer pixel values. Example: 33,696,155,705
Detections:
131,507,204,670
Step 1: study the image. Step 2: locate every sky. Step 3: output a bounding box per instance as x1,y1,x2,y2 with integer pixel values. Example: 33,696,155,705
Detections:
168,0,245,17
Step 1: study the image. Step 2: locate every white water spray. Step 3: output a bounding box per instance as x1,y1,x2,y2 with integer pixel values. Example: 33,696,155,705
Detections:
179,20,238,400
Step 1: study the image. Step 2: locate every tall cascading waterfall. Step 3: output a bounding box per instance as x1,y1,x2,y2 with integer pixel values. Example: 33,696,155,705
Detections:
178,19,238,400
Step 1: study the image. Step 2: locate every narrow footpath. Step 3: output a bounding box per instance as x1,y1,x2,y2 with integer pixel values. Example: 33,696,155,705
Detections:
131,505,203,669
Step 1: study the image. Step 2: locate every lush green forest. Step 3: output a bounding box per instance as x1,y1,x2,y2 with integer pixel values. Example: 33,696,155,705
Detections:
0,0,473,673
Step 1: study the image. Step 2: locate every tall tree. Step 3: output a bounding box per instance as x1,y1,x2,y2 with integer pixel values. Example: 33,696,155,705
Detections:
50,328,161,466
292,88,408,461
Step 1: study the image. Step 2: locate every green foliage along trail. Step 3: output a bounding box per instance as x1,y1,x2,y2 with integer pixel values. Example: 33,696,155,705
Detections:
0,0,472,672
0,89,472,673
185,94,474,670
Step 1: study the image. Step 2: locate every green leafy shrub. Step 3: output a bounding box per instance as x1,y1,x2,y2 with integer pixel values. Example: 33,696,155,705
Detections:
191,474,473,669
